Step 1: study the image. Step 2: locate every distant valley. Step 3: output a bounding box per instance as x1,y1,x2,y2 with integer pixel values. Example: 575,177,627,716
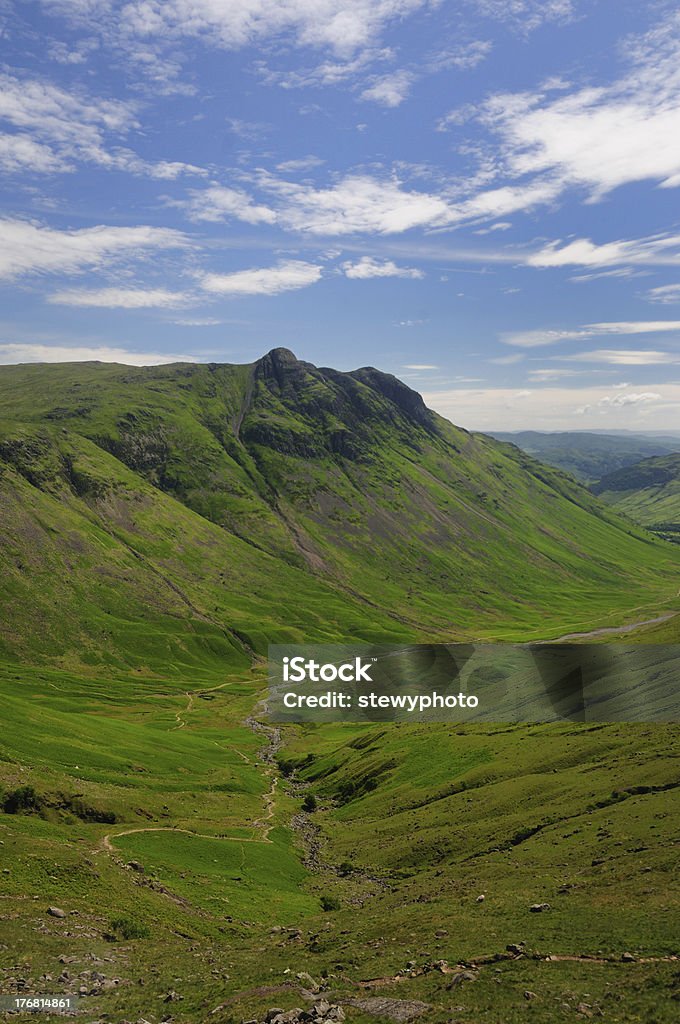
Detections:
490,429,680,483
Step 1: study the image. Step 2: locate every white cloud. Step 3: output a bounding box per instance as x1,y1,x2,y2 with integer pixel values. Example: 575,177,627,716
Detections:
342,256,424,278
0,70,133,172
0,343,198,365
429,40,492,71
502,328,585,348
482,55,680,198
276,156,325,173
587,320,680,335
434,11,680,225
0,134,72,174
0,218,188,280
361,70,415,107
0,71,204,178
528,233,680,269
473,0,575,32
504,320,680,348
171,317,223,326
258,173,456,235
115,0,431,58
489,352,524,365
422,382,680,431
403,363,437,369
598,391,661,407
527,368,581,382
563,349,680,366
475,221,512,234
647,283,680,304
182,185,277,224
48,287,190,308
256,47,393,90
200,260,322,296
0,70,134,142
184,172,460,234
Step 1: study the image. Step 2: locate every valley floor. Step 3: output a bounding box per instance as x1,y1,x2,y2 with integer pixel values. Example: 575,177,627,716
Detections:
1,641,679,1024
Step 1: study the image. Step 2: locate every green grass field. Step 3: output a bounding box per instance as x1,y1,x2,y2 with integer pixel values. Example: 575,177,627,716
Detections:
1,354,679,1022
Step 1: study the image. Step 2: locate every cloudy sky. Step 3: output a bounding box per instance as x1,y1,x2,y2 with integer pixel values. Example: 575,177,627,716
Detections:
2,0,680,430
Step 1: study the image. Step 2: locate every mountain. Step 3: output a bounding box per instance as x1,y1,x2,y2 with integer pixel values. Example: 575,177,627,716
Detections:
490,429,680,482
592,452,680,542
0,349,678,675
2,351,680,1023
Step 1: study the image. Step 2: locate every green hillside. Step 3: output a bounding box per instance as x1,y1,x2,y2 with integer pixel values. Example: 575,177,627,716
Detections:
0,349,678,664
491,429,680,483
592,453,680,542
1,352,679,1023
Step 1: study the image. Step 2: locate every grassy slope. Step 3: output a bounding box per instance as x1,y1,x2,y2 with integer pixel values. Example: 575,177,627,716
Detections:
1,355,679,1023
593,453,680,541
0,354,678,648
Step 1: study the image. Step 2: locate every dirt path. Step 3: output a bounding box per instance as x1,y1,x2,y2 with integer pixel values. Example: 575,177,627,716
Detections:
100,689,281,857
549,611,677,642
173,690,195,729
100,825,268,853
358,949,679,987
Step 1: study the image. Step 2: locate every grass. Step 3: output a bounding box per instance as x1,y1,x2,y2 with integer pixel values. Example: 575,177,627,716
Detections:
0,353,679,1021
593,453,680,540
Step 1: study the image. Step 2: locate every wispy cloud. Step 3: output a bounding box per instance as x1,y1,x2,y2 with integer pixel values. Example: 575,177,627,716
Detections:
0,71,205,178
528,233,680,269
199,260,322,296
184,172,459,235
250,172,456,234
342,256,424,278
181,185,277,224
276,155,325,173
423,382,680,432
646,283,680,304
473,0,576,33
171,317,223,326
436,10,680,224
361,70,415,107
0,343,198,365
79,0,433,59
48,287,191,308
503,320,680,347
0,218,189,280
526,368,581,382
562,349,680,365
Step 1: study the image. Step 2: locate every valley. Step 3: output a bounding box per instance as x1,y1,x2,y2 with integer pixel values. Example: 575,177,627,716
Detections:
0,352,679,1023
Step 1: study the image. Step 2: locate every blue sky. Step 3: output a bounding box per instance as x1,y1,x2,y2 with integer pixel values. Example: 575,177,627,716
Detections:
1,0,680,430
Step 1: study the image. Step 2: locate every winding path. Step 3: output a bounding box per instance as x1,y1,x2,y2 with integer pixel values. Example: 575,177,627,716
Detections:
549,610,677,642
100,686,281,856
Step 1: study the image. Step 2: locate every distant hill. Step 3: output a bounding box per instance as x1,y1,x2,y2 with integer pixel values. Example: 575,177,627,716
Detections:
592,452,680,542
490,430,680,483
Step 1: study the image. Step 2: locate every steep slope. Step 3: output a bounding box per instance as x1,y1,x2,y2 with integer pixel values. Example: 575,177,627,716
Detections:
592,452,680,543
490,429,680,482
1,353,679,1024
0,349,678,662
0,423,410,675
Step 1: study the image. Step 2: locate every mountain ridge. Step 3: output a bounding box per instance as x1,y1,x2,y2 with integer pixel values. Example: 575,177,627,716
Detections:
0,349,678,675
